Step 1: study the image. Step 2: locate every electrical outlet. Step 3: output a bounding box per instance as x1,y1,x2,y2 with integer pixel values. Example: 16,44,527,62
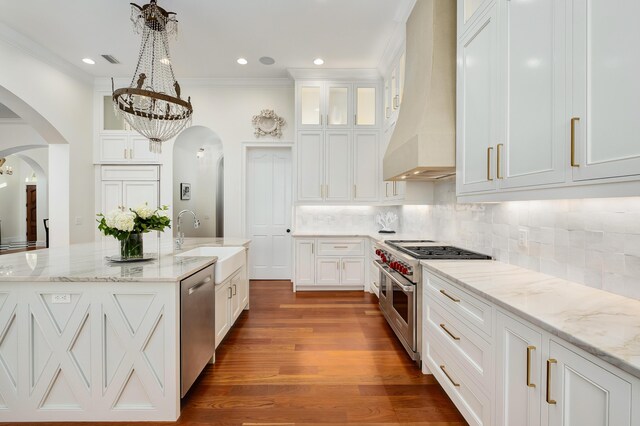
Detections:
518,228,529,249
75,216,83,225
51,294,71,304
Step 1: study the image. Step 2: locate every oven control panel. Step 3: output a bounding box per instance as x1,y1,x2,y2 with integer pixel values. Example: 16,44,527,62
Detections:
375,248,413,276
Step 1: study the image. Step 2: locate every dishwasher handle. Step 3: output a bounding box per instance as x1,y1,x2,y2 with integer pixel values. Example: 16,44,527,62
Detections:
188,276,212,295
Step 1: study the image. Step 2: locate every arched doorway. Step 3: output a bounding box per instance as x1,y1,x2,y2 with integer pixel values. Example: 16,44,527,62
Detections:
173,126,224,238
0,86,70,247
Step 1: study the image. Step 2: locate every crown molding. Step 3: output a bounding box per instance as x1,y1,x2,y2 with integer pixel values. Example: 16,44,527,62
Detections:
93,76,293,91
0,23,93,85
377,0,415,75
287,68,381,81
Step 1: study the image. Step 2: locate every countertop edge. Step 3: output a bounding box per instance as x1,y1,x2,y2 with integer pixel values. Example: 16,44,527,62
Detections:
420,261,640,380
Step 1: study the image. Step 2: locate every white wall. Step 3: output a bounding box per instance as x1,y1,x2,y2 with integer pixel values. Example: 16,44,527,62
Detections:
399,179,640,301
159,82,295,239
0,121,47,152
0,30,93,245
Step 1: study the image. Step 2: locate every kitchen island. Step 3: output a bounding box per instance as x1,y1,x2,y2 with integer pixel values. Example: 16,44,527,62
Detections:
0,237,250,422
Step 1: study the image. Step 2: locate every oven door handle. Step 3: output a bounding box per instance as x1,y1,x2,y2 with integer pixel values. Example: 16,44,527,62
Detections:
378,263,414,293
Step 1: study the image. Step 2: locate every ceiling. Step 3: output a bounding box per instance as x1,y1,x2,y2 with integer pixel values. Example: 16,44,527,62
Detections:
0,0,412,79
0,103,19,119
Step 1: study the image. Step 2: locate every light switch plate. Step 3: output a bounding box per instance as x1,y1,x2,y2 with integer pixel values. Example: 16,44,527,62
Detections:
518,228,529,249
51,294,71,304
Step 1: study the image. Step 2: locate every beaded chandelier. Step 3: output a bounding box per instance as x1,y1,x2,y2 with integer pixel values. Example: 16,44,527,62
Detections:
113,0,193,154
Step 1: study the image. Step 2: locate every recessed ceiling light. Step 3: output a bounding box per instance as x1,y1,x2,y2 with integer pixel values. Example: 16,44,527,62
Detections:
82,58,95,65
259,56,276,65
313,58,324,66
237,57,248,65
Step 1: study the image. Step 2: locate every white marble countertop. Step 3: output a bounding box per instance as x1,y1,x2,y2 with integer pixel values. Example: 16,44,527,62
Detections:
0,237,251,283
421,259,640,379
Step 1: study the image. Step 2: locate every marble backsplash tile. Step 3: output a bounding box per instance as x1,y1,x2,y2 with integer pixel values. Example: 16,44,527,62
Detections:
294,205,402,234
405,179,640,300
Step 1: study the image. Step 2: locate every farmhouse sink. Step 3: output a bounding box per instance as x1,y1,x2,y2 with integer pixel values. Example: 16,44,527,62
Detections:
176,246,245,284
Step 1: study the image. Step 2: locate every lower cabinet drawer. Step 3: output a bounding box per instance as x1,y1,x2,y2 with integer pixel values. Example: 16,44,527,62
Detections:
317,239,365,256
424,338,492,426
426,299,493,392
425,271,493,338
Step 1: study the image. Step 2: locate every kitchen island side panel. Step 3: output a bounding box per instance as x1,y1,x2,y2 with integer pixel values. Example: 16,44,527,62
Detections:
0,280,180,422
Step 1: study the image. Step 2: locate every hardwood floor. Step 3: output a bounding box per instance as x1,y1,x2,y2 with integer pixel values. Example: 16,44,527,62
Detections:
5,281,466,426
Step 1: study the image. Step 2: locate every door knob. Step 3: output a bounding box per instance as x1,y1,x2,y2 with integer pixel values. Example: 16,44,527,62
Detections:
286,229,291,233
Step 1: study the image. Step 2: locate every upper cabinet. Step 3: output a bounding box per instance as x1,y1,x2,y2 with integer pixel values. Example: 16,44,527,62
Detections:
457,0,640,201
296,81,378,130
383,50,406,128
95,93,160,164
295,78,380,204
570,0,640,182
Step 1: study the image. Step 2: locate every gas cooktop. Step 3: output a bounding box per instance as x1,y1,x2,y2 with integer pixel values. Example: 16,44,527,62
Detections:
386,241,492,260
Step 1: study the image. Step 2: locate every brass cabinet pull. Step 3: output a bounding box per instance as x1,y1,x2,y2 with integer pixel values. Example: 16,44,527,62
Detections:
385,106,390,118
440,365,460,387
440,323,460,341
385,182,389,197
487,146,494,181
227,286,232,299
497,143,504,179
124,148,128,159
440,289,460,303
353,184,357,198
311,243,314,255
546,358,557,404
527,346,536,388
232,284,237,296
320,114,323,126
571,117,580,167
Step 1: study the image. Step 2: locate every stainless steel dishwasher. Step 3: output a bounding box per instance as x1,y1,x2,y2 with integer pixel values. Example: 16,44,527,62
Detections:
180,265,215,397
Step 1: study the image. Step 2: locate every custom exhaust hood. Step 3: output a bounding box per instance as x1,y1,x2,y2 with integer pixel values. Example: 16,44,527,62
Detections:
383,0,456,181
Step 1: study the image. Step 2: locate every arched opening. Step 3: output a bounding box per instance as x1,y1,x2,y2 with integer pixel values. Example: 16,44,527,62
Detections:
0,85,70,247
0,148,48,250
173,126,224,238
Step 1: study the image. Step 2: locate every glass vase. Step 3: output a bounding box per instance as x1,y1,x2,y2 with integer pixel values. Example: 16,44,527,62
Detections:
120,232,144,259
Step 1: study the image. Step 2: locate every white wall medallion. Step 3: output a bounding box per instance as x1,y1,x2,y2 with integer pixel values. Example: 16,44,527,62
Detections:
252,109,286,138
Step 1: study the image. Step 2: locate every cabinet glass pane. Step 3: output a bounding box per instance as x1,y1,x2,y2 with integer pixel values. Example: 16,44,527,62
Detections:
356,87,376,126
328,87,348,126
300,86,321,125
384,79,391,118
399,52,406,106
103,96,126,130
391,69,398,110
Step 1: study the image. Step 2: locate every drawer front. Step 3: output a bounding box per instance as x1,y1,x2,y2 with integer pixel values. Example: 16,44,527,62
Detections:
426,299,492,391
101,165,160,181
424,338,491,426
425,270,493,338
317,239,365,256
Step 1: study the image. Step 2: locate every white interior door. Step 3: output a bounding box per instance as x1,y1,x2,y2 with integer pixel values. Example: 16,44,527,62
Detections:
247,147,292,280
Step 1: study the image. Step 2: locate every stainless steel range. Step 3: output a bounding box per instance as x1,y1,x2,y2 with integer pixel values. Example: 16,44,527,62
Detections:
372,240,491,363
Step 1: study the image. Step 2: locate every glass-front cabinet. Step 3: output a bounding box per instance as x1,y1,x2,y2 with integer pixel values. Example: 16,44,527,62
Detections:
296,81,378,130
383,49,406,128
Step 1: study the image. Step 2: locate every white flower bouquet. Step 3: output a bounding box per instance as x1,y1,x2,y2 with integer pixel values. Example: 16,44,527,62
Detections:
97,204,171,259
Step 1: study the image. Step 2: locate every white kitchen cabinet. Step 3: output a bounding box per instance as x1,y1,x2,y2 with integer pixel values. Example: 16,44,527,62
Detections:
325,131,351,201
294,240,315,285
498,0,566,189
495,312,543,426
214,266,249,348
214,281,232,348
425,266,639,426
298,82,323,128
98,134,160,164
383,50,405,129
316,258,341,285
458,0,493,40
326,83,351,128
341,258,365,285
547,340,632,426
297,131,324,201
570,0,640,182
457,3,499,195
353,131,379,201
293,237,366,290
354,84,378,128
